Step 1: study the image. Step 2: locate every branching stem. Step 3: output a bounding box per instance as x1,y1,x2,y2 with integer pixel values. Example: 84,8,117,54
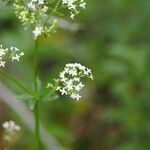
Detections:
0,69,32,95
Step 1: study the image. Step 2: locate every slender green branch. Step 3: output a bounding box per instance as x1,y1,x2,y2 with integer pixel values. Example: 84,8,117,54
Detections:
45,0,61,25
0,69,32,95
53,0,61,14
33,39,39,92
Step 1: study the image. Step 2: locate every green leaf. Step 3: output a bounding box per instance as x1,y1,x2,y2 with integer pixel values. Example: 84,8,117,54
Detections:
42,93,59,102
16,94,33,102
17,94,36,110
28,99,36,110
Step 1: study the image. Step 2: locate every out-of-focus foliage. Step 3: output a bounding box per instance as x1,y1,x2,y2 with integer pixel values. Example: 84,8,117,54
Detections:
0,0,150,150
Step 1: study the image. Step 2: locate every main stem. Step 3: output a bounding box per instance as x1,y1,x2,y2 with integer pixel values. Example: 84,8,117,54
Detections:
33,39,42,150
34,39,39,92
34,100,42,150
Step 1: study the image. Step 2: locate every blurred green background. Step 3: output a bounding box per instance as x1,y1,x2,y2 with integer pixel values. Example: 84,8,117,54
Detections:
0,0,150,150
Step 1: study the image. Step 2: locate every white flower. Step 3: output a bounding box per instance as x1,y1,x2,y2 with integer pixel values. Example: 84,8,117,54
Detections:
74,77,80,82
68,69,77,76
48,63,93,100
60,88,67,95
59,71,65,78
0,47,8,56
66,80,73,90
28,2,36,11
0,61,6,67
80,2,86,9
70,12,75,19
28,0,45,11
74,82,84,91
33,26,43,39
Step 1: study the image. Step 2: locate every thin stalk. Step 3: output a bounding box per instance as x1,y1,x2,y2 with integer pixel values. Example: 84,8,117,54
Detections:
51,0,61,15
34,39,39,92
44,0,61,25
33,39,42,150
34,101,42,150
0,69,32,95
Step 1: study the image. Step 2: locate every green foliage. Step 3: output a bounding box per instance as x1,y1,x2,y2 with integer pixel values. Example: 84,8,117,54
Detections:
1,0,16,5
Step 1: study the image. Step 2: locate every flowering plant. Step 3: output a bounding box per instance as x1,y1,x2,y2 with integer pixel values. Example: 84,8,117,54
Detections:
0,0,92,149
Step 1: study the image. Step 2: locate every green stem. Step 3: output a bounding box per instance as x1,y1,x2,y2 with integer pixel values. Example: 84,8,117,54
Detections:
0,69,32,95
34,101,42,150
34,39,39,92
33,39,42,150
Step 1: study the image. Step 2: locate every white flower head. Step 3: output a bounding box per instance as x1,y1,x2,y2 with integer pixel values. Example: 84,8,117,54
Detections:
2,121,21,132
48,63,93,100
0,45,24,67
10,47,24,61
62,0,86,19
2,121,21,142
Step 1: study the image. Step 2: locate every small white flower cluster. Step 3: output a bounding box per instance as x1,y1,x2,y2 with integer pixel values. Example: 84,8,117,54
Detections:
2,121,21,132
32,26,44,40
62,0,86,19
10,46,24,61
2,121,21,142
48,63,93,100
0,45,24,67
13,0,57,39
27,0,45,11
